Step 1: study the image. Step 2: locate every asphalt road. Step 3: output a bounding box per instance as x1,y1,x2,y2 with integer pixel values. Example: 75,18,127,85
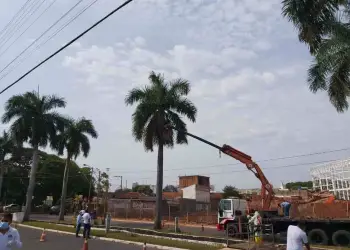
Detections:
19,226,157,250
30,214,224,237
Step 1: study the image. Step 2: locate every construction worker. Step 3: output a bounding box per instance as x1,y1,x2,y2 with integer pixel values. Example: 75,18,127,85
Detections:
279,201,291,217
287,221,310,250
82,210,91,239
248,211,262,245
76,210,84,237
0,213,22,249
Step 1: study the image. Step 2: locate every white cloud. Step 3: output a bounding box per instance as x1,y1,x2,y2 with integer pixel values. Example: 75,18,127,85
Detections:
2,0,350,191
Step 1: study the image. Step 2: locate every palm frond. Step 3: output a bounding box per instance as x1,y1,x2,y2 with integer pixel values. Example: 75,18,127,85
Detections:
42,94,66,112
76,118,98,139
327,62,350,112
168,78,190,96
148,71,165,88
169,97,197,123
166,110,188,144
125,88,146,105
281,0,344,53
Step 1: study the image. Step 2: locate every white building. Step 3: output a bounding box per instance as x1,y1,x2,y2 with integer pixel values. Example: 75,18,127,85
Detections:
182,184,210,203
310,158,350,200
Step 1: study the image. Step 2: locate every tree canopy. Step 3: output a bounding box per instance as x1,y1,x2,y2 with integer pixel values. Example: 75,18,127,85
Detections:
222,185,242,199
282,0,350,112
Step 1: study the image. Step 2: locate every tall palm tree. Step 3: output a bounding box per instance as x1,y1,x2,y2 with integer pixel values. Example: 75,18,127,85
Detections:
0,130,14,198
1,91,67,221
281,0,346,54
55,118,98,221
282,0,350,112
125,71,197,229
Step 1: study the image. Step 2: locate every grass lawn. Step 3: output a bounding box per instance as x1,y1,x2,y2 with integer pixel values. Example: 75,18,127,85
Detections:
23,221,223,250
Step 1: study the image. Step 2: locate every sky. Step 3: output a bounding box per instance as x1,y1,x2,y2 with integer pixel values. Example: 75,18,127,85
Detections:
0,0,350,192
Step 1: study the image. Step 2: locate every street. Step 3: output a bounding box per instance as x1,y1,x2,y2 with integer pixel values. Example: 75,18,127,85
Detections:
30,214,224,237
19,226,157,250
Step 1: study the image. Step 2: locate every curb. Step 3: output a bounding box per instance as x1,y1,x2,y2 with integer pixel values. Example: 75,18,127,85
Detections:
18,224,189,250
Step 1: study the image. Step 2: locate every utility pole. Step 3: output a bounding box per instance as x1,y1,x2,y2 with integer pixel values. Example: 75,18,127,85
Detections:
114,176,123,191
104,168,110,214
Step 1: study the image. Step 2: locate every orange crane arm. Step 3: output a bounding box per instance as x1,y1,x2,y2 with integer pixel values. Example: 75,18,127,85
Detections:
167,126,275,210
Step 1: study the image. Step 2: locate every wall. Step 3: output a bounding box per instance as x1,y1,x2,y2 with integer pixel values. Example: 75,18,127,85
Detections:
196,187,210,203
179,176,210,189
182,185,196,199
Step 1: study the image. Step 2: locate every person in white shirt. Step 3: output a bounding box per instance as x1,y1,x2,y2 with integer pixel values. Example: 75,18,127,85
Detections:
75,211,84,237
287,221,310,250
82,211,91,239
0,213,22,249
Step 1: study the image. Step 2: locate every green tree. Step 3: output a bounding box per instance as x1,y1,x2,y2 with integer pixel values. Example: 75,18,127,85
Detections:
0,131,14,199
222,185,242,199
132,185,154,196
125,71,197,229
282,0,350,112
55,118,98,221
163,185,178,192
285,181,313,190
1,91,67,221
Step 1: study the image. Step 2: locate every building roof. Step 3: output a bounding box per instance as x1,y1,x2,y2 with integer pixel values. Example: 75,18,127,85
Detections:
114,192,146,199
179,175,209,178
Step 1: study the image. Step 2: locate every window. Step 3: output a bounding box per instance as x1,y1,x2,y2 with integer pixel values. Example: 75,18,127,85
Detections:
219,200,232,211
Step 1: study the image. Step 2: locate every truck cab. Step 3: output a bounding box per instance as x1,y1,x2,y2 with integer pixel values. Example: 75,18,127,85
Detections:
217,198,247,231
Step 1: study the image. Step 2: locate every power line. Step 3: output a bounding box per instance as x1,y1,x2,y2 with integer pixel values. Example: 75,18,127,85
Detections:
0,0,86,79
0,0,32,41
137,158,344,180
108,146,350,174
0,0,45,49
0,0,58,58
2,158,345,181
0,0,134,95
0,0,99,82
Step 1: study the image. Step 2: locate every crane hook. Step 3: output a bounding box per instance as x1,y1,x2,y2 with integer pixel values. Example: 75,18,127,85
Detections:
219,150,221,158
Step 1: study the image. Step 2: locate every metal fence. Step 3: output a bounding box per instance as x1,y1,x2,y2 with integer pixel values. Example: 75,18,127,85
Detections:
107,199,217,225
225,222,276,250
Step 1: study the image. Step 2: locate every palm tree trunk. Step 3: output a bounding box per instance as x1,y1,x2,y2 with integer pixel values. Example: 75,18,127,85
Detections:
0,162,4,199
23,145,39,222
154,141,164,229
58,157,71,221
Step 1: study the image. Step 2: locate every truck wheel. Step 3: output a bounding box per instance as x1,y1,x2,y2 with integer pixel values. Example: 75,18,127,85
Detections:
332,230,350,246
308,229,328,245
227,223,238,237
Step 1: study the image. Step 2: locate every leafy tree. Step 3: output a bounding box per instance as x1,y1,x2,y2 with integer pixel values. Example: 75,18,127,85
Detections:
125,71,197,229
163,185,178,192
0,131,14,199
222,185,242,199
282,0,350,112
285,181,313,190
1,91,67,221
55,118,98,221
132,185,154,196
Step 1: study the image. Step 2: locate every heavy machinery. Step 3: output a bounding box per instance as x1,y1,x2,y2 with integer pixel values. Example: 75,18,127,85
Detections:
167,125,350,246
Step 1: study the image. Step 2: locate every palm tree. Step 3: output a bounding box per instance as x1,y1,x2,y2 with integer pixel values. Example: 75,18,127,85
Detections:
281,0,346,54
55,118,98,221
125,71,197,229
282,0,350,112
1,91,67,221
0,130,14,198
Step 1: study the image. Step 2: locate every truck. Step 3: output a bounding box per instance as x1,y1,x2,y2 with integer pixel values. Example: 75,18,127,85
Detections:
166,125,350,247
